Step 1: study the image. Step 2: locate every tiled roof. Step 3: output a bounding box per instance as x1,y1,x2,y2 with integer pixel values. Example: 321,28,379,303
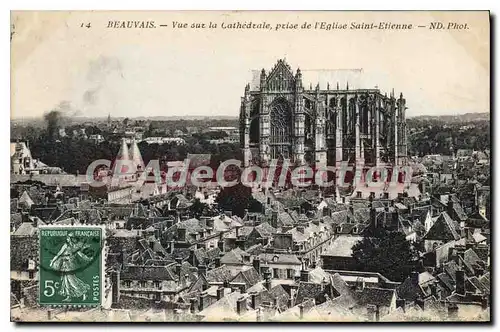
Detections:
322,236,363,257
12,222,38,236
231,267,262,288
121,265,176,281
355,287,396,308
258,253,301,265
423,212,460,241
220,248,248,265
206,265,234,283
254,222,277,237
309,267,331,284
294,282,324,305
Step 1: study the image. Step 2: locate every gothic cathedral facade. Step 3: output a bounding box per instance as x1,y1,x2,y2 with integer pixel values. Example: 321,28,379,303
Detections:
240,59,408,169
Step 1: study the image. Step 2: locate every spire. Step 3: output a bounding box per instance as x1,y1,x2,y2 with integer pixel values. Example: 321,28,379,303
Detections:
113,138,130,175
309,83,313,90
295,67,302,78
327,82,330,90
295,68,302,89
116,138,130,161
260,69,267,90
346,81,349,90
337,82,339,90
400,92,403,99
130,138,145,171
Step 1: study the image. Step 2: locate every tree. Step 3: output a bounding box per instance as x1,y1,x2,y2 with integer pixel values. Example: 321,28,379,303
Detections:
215,182,254,218
352,228,418,282
190,198,211,218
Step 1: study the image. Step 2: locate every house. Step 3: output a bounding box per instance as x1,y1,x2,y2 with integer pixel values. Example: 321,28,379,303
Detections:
423,212,461,252
321,236,363,271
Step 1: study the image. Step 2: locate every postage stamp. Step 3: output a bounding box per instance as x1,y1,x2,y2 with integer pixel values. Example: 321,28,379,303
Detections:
38,225,105,307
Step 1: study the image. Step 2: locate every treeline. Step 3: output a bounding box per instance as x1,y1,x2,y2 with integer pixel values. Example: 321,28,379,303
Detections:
27,135,241,174
407,121,490,157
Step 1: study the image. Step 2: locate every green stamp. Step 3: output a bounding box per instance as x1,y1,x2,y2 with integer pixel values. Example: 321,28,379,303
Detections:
39,226,104,307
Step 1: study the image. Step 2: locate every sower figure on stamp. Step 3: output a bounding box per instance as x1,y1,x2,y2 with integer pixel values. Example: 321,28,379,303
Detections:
49,233,92,302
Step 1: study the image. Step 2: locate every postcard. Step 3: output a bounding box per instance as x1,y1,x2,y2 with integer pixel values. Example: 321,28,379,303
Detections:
10,10,490,322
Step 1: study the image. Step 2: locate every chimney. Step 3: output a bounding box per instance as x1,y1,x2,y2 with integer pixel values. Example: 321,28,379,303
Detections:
367,304,377,321
447,199,454,218
253,258,261,274
190,298,197,314
256,308,262,322
481,295,489,310
198,264,207,277
300,269,310,282
175,259,182,277
215,256,221,268
271,211,278,229
218,238,225,252
264,269,272,290
447,303,459,319
111,270,120,305
236,297,247,315
455,269,465,296
430,283,441,300
298,304,304,319
47,309,53,321
251,292,260,309
217,287,225,300
355,277,365,291
235,225,242,238
199,293,209,311
396,299,406,311
410,271,419,286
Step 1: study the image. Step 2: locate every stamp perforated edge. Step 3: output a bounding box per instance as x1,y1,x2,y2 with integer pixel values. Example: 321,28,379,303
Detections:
38,224,107,309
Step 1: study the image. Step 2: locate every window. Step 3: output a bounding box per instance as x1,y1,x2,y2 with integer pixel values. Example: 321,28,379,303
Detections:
140,281,146,288
154,281,161,289
125,281,132,288
287,269,294,279
28,271,34,279
273,268,279,279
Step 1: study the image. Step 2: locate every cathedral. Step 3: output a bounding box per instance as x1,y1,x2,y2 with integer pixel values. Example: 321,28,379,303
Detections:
239,59,408,170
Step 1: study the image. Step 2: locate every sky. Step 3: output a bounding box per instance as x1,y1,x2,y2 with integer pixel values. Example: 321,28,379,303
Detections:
11,11,490,119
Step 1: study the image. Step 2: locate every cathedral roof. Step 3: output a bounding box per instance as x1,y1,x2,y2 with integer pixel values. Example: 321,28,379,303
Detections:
250,64,366,91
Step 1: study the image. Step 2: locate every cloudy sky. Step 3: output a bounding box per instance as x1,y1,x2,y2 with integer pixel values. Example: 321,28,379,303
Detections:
11,11,489,119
